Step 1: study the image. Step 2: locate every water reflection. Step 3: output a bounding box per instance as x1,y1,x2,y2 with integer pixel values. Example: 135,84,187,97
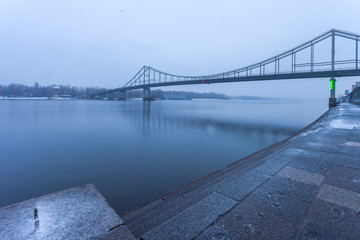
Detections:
0,99,326,214
122,100,297,140
142,101,151,137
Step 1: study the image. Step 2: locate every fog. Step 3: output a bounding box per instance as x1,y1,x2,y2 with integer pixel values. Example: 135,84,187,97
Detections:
0,0,359,99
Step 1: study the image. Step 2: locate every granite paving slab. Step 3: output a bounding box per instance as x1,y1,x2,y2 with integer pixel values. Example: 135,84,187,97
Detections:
295,222,354,240
334,153,360,169
261,176,319,203
324,165,360,193
277,166,324,186
216,170,270,201
195,225,239,240
91,225,136,240
214,202,298,240
305,199,360,239
287,149,337,173
244,186,310,224
317,184,360,211
0,184,131,240
141,192,237,240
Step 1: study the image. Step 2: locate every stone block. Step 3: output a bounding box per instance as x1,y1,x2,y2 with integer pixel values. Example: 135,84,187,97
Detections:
142,192,237,240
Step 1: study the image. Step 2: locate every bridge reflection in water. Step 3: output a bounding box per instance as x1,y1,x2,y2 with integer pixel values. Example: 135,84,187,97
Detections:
122,100,301,142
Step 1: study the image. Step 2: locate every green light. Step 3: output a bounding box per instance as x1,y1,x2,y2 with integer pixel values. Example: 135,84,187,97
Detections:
330,79,335,90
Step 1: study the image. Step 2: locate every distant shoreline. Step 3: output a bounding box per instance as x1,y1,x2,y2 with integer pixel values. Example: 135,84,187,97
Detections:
0,97,72,100
0,97,302,102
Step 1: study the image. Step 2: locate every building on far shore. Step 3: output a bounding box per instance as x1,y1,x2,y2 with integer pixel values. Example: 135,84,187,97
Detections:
163,94,188,100
53,87,60,98
59,95,71,99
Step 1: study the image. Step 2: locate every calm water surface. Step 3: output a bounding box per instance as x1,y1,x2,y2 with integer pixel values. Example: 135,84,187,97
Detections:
0,99,327,214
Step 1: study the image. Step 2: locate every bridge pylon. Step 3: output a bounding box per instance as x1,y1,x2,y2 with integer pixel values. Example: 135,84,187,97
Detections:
143,87,154,101
329,77,337,108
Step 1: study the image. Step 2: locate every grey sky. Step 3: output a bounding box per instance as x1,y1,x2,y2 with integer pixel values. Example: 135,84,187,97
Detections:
0,0,359,99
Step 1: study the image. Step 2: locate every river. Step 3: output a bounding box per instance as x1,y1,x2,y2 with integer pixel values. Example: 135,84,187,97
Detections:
0,99,328,214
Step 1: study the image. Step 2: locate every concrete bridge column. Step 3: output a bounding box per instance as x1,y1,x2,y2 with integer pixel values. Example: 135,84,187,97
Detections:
143,87,153,101
329,77,337,108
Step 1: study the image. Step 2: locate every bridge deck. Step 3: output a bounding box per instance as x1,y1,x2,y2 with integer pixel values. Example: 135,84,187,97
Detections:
122,103,360,240
96,69,360,95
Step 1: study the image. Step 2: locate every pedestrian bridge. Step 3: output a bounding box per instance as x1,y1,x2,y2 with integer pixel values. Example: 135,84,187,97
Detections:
95,29,360,101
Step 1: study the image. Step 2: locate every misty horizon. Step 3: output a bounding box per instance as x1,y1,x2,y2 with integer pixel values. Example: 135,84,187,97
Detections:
1,1,359,100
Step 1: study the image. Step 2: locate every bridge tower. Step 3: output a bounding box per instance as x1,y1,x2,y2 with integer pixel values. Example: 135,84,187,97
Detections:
143,87,153,101
329,78,337,108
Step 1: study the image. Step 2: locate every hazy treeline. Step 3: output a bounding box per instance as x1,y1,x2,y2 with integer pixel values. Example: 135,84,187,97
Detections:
0,83,106,98
0,83,229,99
94,89,229,100
140,89,229,100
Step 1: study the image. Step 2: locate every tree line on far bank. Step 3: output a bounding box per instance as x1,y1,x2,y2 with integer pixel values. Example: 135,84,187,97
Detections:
0,83,229,100
0,83,106,98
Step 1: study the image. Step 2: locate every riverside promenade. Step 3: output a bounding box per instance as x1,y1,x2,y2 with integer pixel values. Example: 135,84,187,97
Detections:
122,103,360,240
0,103,359,240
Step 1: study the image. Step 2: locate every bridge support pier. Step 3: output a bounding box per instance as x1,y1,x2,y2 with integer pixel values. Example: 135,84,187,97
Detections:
143,87,154,101
329,77,337,108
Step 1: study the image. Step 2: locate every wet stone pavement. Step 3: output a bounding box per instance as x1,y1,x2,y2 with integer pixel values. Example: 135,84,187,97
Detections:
0,184,135,240
122,103,360,240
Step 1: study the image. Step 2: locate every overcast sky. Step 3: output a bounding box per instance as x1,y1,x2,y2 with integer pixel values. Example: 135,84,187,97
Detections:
0,0,359,99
